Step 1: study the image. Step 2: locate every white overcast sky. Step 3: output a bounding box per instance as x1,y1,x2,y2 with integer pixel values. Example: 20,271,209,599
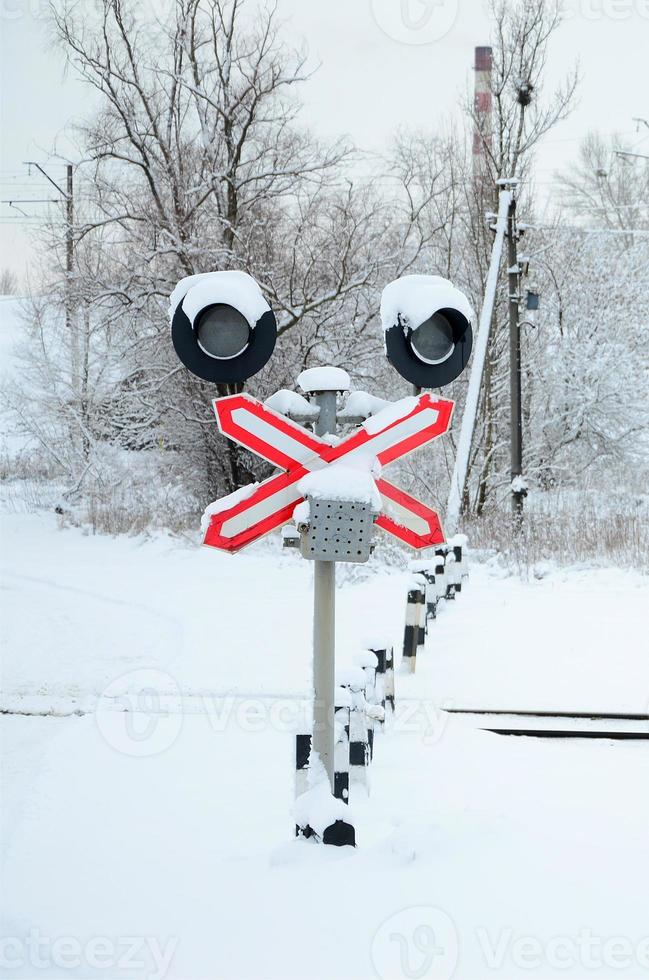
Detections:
1,0,648,283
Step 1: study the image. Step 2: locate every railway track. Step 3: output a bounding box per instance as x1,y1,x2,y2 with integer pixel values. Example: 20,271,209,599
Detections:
445,708,649,740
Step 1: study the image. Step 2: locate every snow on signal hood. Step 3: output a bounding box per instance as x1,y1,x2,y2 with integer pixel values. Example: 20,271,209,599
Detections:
380,274,474,334
169,270,270,327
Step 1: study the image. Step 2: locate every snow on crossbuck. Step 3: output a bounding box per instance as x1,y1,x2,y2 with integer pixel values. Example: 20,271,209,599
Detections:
203,392,454,552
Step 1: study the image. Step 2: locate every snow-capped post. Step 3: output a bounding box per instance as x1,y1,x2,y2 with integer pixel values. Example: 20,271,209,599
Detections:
450,534,469,583
410,560,438,625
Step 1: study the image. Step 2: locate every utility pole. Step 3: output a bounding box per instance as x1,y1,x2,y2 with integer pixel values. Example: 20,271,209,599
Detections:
66,164,74,334
24,162,74,333
507,194,524,530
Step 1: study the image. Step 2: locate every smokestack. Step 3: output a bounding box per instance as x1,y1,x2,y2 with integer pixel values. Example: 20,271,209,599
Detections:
473,46,493,180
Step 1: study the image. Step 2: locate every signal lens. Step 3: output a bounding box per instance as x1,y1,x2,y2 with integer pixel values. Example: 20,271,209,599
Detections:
195,304,250,360
410,312,455,365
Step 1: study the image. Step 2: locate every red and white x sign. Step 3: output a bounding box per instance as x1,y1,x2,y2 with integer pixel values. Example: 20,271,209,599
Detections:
203,393,454,553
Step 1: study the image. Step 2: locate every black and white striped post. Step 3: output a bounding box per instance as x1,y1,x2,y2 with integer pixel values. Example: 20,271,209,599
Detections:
385,645,395,715
403,582,419,672
434,549,447,605
294,692,355,846
349,690,369,788
369,646,387,732
444,548,458,600
429,574,438,620
410,560,438,627
295,732,312,837
356,650,379,761
339,667,369,789
333,685,351,803
448,534,469,588
295,733,312,795
415,574,427,655
451,543,462,593
434,545,453,599
417,577,427,650
403,576,426,673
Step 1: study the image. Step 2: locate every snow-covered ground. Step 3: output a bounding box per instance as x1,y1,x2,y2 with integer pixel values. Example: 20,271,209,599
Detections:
2,512,649,979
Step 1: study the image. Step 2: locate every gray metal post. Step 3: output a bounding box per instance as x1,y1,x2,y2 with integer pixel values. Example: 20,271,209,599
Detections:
312,389,338,788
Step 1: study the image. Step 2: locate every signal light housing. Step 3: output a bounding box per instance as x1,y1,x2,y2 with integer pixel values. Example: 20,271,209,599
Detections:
381,275,474,388
170,270,276,384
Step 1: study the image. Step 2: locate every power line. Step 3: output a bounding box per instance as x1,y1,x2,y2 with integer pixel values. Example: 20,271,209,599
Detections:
615,150,649,162
19,161,75,334
525,224,649,236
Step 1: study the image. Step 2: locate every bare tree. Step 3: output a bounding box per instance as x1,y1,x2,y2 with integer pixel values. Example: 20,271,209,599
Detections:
524,227,649,487
559,132,649,237
0,269,19,295
47,0,394,496
19,0,635,539
470,0,578,184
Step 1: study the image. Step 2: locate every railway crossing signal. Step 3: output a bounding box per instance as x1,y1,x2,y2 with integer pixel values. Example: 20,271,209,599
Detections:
170,268,475,846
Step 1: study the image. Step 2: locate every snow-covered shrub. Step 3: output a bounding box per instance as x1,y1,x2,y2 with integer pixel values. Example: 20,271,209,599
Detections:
463,492,649,574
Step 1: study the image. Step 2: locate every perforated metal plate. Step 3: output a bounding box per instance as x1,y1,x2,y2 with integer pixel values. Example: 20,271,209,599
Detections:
300,496,375,563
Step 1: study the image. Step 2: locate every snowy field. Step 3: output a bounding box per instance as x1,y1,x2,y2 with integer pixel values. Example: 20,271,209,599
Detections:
2,512,649,979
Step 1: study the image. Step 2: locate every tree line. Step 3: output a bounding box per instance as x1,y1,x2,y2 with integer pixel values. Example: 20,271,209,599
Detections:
4,0,648,534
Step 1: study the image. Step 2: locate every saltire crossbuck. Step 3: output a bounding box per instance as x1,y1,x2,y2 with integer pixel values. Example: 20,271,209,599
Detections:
204,393,454,553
